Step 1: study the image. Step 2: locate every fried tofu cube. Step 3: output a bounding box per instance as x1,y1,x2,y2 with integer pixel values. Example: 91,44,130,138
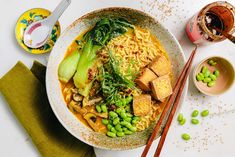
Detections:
135,68,158,91
159,98,167,103
149,56,171,76
150,75,172,100
133,94,152,116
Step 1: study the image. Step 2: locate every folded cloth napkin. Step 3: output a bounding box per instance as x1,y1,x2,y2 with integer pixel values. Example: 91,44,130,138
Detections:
0,61,96,157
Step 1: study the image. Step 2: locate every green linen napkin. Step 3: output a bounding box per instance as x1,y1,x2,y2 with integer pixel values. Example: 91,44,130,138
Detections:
0,61,96,157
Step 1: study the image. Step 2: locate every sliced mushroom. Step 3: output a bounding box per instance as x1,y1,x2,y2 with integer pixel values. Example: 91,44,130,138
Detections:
72,93,83,102
94,112,108,118
82,97,102,107
71,87,79,94
84,113,99,132
87,97,102,106
68,100,87,115
82,97,89,107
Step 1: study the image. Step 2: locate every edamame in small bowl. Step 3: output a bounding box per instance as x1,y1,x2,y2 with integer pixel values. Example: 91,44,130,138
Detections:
193,56,235,96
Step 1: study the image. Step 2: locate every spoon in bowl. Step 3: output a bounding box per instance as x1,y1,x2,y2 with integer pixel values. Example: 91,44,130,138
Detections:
23,0,71,49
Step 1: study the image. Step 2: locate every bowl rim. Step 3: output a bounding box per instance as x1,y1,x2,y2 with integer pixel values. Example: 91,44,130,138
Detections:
193,55,235,96
46,6,188,150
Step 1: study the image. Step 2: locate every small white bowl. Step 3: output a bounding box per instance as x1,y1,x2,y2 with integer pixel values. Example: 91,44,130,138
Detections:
193,56,235,96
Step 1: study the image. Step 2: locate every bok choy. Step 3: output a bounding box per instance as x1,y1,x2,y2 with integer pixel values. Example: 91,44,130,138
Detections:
73,18,133,95
58,49,80,83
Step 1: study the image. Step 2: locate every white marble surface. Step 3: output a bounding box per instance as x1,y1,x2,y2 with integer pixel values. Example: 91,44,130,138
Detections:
0,0,235,157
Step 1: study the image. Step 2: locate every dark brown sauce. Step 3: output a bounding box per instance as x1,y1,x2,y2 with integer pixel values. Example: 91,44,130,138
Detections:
205,11,224,36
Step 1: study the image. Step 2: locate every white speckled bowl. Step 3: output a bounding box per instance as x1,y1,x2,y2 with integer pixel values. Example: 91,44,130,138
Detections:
46,7,187,150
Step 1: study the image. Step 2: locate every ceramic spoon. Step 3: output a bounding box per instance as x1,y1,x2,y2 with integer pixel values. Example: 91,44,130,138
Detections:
23,0,71,48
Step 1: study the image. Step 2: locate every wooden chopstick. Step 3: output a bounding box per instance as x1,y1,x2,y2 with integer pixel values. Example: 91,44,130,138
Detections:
213,27,235,44
154,47,197,157
141,46,198,157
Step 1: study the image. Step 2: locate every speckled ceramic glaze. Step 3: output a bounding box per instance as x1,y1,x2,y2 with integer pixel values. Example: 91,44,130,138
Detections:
46,7,187,150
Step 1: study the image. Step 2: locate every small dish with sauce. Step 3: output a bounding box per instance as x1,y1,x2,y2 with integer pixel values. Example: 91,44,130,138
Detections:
193,56,235,96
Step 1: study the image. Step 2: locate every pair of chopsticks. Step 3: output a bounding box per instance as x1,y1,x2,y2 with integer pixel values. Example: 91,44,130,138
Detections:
141,46,198,157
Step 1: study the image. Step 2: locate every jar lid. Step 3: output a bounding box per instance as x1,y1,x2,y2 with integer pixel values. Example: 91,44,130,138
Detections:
15,8,61,54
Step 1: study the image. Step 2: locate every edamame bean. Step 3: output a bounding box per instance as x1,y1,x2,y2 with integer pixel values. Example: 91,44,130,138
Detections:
132,119,138,124
214,70,220,77
211,62,217,66
109,111,118,118
117,132,125,137
124,122,133,129
124,96,133,105
116,108,124,114
198,73,204,78
191,110,199,117
123,122,137,132
107,131,116,138
207,81,216,87
196,74,203,81
197,73,205,81
201,110,209,117
128,126,137,132
124,117,132,123
96,105,102,113
181,133,190,141
203,77,211,83
122,127,128,132
115,100,123,107
101,104,107,113
124,130,133,135
102,119,109,125
121,121,135,131
120,111,127,119
126,113,133,117
115,124,123,132
107,124,112,130
209,74,217,81
191,118,199,125
132,116,140,124
179,118,186,125
202,66,208,74
204,70,210,78
177,113,183,122
110,127,117,133
133,116,140,121
120,121,129,126
208,60,214,65
125,105,131,112
113,117,120,125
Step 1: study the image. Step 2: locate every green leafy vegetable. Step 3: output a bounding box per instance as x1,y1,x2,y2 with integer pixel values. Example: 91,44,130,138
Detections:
73,18,133,95
108,51,136,88
101,51,137,107
58,49,80,83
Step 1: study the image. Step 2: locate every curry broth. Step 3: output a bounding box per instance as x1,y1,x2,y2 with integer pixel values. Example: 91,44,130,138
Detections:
61,80,107,133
